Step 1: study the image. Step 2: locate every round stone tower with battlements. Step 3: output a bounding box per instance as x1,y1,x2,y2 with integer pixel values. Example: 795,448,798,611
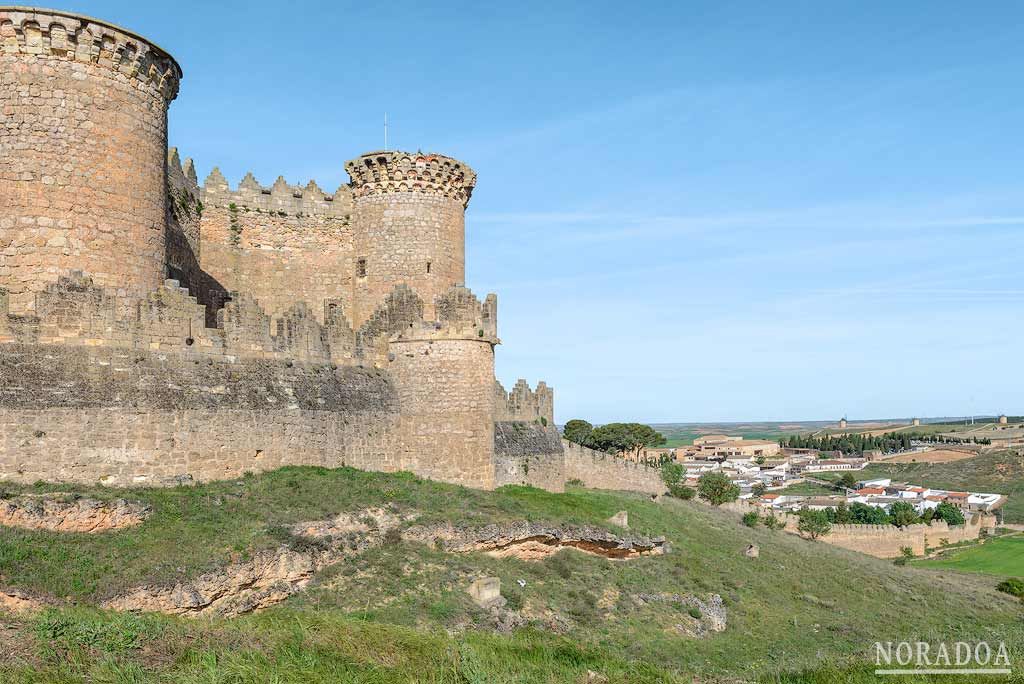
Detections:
345,151,476,326
0,7,181,312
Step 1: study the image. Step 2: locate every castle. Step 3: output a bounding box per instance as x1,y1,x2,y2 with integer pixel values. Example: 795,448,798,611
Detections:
0,7,665,495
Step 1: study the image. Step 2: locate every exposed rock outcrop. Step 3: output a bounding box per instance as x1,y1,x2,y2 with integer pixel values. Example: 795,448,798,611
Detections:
0,494,150,533
97,509,672,618
402,521,669,561
0,588,44,614
632,592,727,637
103,548,319,617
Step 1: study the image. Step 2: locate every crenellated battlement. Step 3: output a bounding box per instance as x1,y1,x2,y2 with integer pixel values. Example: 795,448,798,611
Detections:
496,378,555,425
345,151,476,208
201,168,353,219
0,7,181,101
0,272,364,366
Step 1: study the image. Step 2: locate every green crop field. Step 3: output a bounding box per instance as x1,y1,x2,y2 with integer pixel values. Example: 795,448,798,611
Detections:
0,466,1022,683
913,535,1024,577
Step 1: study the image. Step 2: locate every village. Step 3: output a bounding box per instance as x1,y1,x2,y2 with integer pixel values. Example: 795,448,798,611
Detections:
634,429,1009,522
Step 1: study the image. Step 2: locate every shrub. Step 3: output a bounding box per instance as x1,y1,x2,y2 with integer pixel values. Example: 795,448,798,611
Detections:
796,509,832,540
687,605,702,619
697,472,740,506
996,578,1024,599
763,514,785,530
565,478,584,487
668,483,695,500
741,511,760,528
661,463,695,500
894,546,915,566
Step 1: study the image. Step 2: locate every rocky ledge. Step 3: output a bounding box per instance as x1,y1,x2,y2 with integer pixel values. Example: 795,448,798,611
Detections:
402,521,670,561
0,494,151,533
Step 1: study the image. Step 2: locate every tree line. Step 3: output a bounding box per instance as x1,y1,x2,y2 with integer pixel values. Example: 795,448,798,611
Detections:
781,431,913,455
563,420,667,462
781,430,989,455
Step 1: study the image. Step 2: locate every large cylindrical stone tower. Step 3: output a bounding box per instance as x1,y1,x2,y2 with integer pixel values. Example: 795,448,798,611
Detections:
0,7,181,312
344,151,476,327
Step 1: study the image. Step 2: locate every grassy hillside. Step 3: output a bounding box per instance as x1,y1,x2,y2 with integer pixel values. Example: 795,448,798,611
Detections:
815,450,1024,523
1,467,1022,683
912,535,1024,577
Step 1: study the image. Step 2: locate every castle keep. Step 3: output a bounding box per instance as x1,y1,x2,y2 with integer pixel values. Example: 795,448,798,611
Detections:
0,7,665,495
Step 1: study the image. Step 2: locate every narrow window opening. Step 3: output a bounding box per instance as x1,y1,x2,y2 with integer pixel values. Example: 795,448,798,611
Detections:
426,261,431,274
356,258,367,278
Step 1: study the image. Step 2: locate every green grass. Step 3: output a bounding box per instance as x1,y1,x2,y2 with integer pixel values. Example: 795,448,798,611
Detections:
912,534,1024,577
813,450,1024,523
775,481,841,496
1,466,1022,682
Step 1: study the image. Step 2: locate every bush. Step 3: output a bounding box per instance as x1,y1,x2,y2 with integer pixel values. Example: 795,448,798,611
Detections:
763,514,785,531
687,605,702,619
741,511,760,528
697,472,740,506
894,546,915,566
996,578,1024,599
796,509,832,540
661,462,695,500
668,483,695,500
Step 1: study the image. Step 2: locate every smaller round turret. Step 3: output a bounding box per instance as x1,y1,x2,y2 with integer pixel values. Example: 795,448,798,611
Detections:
345,151,477,326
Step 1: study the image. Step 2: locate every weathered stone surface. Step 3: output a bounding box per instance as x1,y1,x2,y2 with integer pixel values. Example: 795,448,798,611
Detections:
493,422,565,492
403,521,670,561
467,577,503,609
0,494,150,533
632,592,727,637
745,543,759,558
0,587,43,614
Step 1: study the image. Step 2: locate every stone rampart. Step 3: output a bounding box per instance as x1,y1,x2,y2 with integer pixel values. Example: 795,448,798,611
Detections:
0,272,356,366
493,422,565,492
0,342,400,486
563,440,667,496
778,512,995,558
201,167,353,219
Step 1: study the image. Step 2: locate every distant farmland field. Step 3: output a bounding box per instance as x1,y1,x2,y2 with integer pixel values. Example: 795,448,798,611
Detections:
914,535,1024,577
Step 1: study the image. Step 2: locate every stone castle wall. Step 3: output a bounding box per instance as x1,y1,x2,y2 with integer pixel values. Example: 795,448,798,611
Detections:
563,440,668,496
0,8,181,312
495,379,555,425
780,513,996,558
0,343,399,486
0,9,587,496
493,422,566,492
197,166,355,324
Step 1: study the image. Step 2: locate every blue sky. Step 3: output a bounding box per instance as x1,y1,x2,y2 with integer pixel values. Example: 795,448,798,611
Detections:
63,1,1023,423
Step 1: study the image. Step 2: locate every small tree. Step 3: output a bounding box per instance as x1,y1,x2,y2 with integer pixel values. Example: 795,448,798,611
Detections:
562,419,594,447
660,462,695,500
741,511,760,527
797,509,832,540
763,513,785,530
751,482,767,497
932,502,965,526
837,472,857,490
697,472,740,506
888,501,920,528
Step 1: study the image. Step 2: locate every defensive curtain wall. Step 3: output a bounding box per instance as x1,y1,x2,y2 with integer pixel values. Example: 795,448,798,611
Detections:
721,502,997,558
0,7,666,495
